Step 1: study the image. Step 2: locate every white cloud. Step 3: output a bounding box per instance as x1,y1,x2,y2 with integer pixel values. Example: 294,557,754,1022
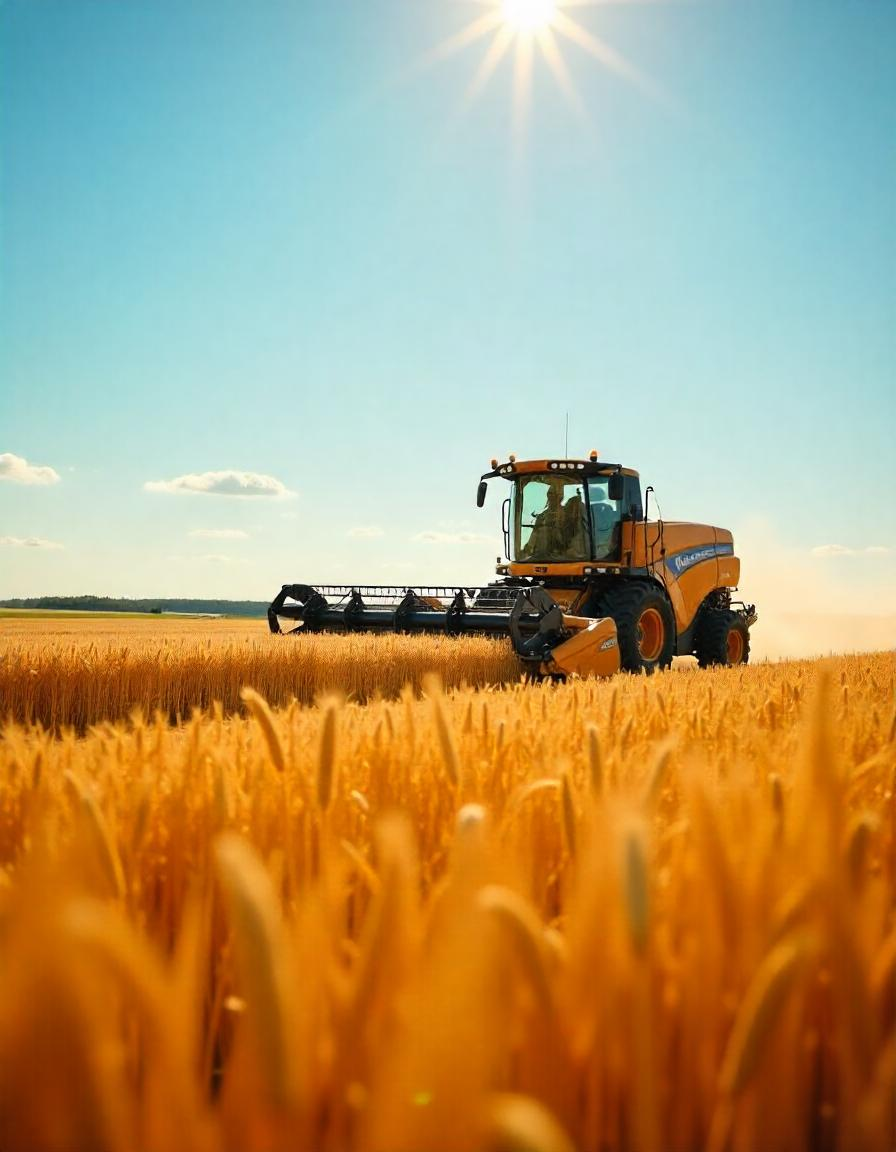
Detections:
412,530,491,544
188,528,250,540
347,525,384,539
811,544,854,557
0,535,64,550
0,453,60,486
144,470,294,498
811,544,893,558
166,552,246,565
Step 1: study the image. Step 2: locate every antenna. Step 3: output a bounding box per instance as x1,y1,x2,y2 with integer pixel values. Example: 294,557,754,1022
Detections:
564,411,569,456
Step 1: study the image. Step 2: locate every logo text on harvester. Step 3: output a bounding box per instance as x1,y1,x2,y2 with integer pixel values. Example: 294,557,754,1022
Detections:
670,546,717,575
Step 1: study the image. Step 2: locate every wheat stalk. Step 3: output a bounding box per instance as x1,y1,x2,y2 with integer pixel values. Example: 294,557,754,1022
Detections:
240,687,287,774
214,833,298,1112
718,936,808,1095
478,885,554,1018
316,698,339,811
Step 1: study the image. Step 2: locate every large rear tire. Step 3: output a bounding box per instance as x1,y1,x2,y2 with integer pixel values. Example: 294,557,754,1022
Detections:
695,609,750,668
599,583,675,674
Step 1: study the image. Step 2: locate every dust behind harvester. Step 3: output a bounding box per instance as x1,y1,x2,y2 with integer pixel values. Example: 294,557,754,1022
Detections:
269,453,757,679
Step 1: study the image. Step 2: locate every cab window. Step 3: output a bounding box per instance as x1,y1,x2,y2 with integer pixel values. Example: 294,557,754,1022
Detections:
588,477,622,561
514,476,590,562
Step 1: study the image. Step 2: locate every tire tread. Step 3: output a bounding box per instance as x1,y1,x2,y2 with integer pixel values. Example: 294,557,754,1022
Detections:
598,582,675,674
695,608,750,668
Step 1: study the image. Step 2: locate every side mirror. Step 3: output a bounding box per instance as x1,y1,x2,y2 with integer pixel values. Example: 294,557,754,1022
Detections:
476,480,487,508
608,473,625,503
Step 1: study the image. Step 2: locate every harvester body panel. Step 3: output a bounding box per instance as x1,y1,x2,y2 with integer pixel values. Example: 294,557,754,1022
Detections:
542,615,620,678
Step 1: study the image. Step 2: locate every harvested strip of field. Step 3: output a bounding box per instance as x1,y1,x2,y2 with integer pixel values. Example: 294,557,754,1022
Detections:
0,630,521,732
0,614,262,641
0,653,893,1151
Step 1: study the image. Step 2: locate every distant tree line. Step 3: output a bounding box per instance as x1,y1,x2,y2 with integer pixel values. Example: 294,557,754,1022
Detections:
0,595,268,618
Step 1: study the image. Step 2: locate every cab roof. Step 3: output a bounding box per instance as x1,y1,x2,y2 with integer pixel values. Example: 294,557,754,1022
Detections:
481,458,640,481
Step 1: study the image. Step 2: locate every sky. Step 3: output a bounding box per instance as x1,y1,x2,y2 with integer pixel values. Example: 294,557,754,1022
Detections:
1,0,894,618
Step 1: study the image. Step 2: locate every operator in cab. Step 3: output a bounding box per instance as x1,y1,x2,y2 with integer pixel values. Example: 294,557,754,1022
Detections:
519,478,589,561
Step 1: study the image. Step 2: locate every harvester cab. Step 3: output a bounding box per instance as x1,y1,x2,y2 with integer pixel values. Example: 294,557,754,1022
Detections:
479,453,640,568
269,452,757,680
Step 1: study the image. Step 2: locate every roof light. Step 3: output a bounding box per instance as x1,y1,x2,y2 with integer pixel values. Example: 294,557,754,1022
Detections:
490,458,498,469
589,450,598,461
508,453,516,463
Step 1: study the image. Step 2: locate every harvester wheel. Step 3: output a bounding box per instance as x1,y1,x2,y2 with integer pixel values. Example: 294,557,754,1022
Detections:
695,609,750,668
599,583,674,674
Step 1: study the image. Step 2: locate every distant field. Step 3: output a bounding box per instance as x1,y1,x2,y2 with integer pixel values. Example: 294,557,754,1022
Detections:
0,613,260,639
751,610,896,661
4,604,893,654
2,611,894,731
0,607,223,621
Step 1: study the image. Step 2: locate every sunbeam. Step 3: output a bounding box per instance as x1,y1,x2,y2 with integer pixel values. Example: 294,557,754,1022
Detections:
552,7,649,91
430,0,653,126
511,30,536,140
425,9,503,65
538,25,587,120
463,23,517,109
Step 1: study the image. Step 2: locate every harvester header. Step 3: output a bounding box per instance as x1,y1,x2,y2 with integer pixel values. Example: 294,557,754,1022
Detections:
268,582,620,679
269,453,756,679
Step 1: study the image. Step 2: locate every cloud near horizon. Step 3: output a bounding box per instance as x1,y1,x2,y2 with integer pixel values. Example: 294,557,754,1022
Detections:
144,470,294,498
0,452,61,486
347,525,384,539
188,528,250,540
0,535,64,550
412,530,491,544
166,552,247,565
810,544,893,558
729,517,896,647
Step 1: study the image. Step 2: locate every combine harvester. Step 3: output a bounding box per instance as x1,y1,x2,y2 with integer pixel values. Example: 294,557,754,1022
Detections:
269,453,757,680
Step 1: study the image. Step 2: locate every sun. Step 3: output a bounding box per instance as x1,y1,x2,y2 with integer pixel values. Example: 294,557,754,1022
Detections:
501,0,557,33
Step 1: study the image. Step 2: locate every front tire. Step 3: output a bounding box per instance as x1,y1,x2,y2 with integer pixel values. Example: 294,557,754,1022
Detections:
599,583,675,674
695,609,750,667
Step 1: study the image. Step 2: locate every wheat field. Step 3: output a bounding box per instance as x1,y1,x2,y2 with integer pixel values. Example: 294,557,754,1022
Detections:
0,616,520,731
0,621,893,1152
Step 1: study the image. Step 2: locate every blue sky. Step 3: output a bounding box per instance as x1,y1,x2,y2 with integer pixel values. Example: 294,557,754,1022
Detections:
1,0,894,610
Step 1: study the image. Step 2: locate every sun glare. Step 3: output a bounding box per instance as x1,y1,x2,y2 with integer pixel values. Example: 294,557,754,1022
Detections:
501,0,557,33
424,1,654,132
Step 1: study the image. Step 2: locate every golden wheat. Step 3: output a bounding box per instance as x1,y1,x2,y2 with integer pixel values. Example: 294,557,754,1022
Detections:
0,638,893,1151
0,616,519,731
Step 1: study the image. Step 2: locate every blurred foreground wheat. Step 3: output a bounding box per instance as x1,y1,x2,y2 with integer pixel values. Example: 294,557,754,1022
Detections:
0,651,894,1151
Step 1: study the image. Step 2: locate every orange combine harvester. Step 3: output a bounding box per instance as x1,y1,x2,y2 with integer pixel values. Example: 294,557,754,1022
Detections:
269,452,757,680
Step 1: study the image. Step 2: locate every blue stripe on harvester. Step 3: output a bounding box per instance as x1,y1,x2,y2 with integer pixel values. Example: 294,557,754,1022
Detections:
667,542,733,578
